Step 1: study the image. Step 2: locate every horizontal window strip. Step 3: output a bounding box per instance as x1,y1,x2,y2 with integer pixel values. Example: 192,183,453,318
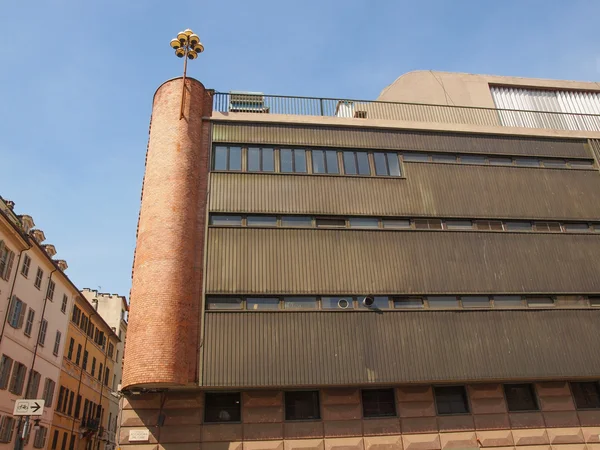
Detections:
209,214,600,233
211,144,595,177
206,295,600,311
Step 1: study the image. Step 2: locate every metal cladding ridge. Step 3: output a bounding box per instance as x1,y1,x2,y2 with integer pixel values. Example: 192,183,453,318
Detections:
123,78,210,388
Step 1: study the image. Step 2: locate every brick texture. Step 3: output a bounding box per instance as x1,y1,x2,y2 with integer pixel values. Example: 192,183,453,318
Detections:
123,77,212,388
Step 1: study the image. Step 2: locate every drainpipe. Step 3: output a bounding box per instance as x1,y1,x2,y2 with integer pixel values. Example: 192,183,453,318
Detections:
0,246,30,343
14,268,57,450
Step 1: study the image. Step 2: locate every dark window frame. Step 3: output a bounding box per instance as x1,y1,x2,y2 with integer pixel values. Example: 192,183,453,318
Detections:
204,392,242,423
571,381,600,410
285,390,321,421
504,383,539,412
434,385,470,415
361,388,397,418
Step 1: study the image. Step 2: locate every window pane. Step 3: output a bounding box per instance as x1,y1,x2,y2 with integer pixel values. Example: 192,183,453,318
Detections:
434,386,469,415
325,151,339,174
504,384,538,412
374,153,389,176
206,298,242,310
349,218,379,228
414,219,442,230
246,216,277,226
280,149,293,172
312,150,326,174
493,296,523,308
387,153,401,176
358,296,389,309
214,146,228,170
505,221,532,231
514,158,540,167
281,216,312,227
542,159,567,168
357,152,370,175
403,153,429,162
262,148,274,172
211,215,242,226
247,298,280,310
285,391,320,420
343,152,357,175
284,297,317,309
393,298,424,309
590,297,600,307
535,222,562,232
427,296,459,309
321,297,353,309
248,147,260,171
461,296,491,308
563,223,589,232
489,157,513,166
229,146,242,171
294,149,307,173
316,218,346,228
445,220,473,230
461,155,487,164
432,154,457,163
204,393,241,423
527,297,554,308
569,160,594,169
362,389,396,418
571,382,600,409
382,219,411,229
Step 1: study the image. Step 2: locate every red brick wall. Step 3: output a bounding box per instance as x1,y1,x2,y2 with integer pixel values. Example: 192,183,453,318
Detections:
123,77,211,388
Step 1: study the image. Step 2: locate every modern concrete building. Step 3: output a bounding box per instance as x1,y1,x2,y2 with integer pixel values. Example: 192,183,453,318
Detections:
0,196,75,450
120,71,600,450
81,288,128,450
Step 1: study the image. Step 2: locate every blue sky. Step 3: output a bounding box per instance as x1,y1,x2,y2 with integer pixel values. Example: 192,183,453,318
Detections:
1,0,599,299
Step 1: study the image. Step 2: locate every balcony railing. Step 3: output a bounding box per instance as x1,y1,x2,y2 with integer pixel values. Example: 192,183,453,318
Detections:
213,92,600,132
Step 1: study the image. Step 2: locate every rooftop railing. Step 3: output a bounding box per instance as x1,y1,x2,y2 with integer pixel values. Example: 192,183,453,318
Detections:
213,92,600,132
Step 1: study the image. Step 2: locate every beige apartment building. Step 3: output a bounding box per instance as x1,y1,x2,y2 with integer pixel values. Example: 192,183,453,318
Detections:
0,196,75,450
120,70,600,450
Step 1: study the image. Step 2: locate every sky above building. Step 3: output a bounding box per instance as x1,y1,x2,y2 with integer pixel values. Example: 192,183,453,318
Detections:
0,0,599,300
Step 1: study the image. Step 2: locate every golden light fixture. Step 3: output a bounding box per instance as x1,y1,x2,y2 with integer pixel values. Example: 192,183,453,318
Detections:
171,28,204,119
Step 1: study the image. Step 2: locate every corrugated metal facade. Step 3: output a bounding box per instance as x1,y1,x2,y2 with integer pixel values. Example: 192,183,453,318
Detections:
491,86,600,131
212,122,589,158
206,228,600,295
202,310,600,387
209,164,600,219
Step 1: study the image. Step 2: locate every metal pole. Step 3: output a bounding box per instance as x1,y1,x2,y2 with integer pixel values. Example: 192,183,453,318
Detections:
180,39,189,120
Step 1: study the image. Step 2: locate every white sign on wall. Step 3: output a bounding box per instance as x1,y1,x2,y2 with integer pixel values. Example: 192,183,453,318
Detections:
129,429,150,442
13,400,45,416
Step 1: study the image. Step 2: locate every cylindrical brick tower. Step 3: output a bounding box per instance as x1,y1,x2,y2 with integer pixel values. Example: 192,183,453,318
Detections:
123,77,212,388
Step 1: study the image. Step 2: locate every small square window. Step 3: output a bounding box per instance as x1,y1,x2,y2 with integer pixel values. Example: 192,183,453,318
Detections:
316,218,346,228
358,296,389,309
285,391,320,420
210,215,242,226
206,297,243,310
280,148,307,173
505,221,532,231
248,147,274,172
571,382,600,409
246,298,280,310
204,392,241,423
321,297,353,309
493,296,523,308
349,218,379,228
445,220,473,230
568,160,594,169
563,223,589,232
434,386,469,415
393,297,424,309
281,216,313,227
382,219,411,229
504,384,539,411
460,155,487,164
374,152,401,176
403,153,429,162
343,151,371,175
361,389,396,418
312,150,339,174
527,297,554,308
427,296,459,309
489,157,513,166
432,154,457,163
514,158,540,167
461,296,491,308
246,216,277,227
475,220,503,231
213,146,241,171
542,159,567,168
283,297,317,310
414,219,442,230
535,222,562,232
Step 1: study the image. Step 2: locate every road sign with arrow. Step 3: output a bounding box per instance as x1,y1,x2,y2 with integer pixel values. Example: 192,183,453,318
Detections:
13,399,45,416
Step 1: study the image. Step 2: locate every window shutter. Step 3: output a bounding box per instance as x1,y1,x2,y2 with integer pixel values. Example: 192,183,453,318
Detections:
8,364,18,393
4,251,14,281
17,303,27,329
